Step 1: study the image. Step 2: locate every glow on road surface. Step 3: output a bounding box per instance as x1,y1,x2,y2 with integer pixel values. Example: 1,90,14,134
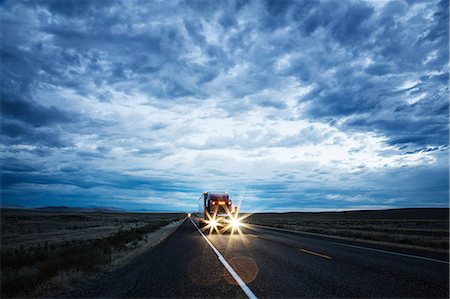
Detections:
190,217,258,299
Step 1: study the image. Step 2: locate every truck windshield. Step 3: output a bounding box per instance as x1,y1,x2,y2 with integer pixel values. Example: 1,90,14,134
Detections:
210,195,228,200
209,204,229,215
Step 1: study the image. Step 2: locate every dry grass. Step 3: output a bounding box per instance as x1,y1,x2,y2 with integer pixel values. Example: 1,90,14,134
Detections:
0,209,185,298
247,208,449,253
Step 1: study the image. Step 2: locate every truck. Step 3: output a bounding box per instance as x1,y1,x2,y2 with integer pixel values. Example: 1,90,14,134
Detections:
197,191,239,232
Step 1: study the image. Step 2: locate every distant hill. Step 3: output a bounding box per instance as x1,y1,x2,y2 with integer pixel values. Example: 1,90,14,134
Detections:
34,206,126,213
254,208,449,220
35,206,127,213
0,205,185,214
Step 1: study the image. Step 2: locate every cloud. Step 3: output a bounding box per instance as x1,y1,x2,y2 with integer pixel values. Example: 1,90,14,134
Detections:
1,95,73,127
0,0,447,211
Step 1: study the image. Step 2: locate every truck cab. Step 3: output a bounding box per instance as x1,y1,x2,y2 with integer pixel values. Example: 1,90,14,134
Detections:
198,192,237,231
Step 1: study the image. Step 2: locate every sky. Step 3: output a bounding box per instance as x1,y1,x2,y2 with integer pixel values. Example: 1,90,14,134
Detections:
1,0,448,212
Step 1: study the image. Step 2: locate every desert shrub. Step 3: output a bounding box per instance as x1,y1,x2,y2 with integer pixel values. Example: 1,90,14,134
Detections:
1,239,113,296
248,214,449,252
1,267,41,297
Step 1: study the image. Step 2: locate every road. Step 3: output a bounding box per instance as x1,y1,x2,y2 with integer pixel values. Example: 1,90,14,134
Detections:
72,218,449,298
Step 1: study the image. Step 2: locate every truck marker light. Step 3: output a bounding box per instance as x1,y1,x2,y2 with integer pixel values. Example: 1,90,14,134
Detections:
218,201,225,205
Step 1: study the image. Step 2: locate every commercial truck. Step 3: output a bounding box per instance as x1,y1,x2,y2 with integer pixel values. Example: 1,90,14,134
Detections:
197,191,239,231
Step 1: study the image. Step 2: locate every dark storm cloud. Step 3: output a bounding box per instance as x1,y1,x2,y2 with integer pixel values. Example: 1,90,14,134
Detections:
1,78,75,147
0,169,190,192
0,157,38,173
1,119,69,147
1,94,72,127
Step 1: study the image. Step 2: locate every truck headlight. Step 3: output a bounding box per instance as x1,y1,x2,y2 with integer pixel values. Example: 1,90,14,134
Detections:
231,218,240,228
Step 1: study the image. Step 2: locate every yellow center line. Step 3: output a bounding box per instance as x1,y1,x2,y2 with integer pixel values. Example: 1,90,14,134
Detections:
247,234,259,238
300,248,333,259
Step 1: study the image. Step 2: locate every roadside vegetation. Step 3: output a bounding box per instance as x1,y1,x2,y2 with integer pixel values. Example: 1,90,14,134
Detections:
247,208,449,253
0,209,185,298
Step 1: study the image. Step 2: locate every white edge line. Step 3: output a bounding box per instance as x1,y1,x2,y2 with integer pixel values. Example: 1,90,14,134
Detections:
189,218,258,299
253,224,449,265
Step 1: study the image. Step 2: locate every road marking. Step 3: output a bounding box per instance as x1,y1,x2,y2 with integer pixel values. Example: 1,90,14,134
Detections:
252,225,449,265
189,218,258,299
300,248,333,259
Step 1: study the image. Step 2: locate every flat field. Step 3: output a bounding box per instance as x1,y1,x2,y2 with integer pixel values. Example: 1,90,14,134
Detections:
246,208,449,253
0,209,185,297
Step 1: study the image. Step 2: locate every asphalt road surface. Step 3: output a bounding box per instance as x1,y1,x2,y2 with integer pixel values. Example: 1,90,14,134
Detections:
73,218,449,298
